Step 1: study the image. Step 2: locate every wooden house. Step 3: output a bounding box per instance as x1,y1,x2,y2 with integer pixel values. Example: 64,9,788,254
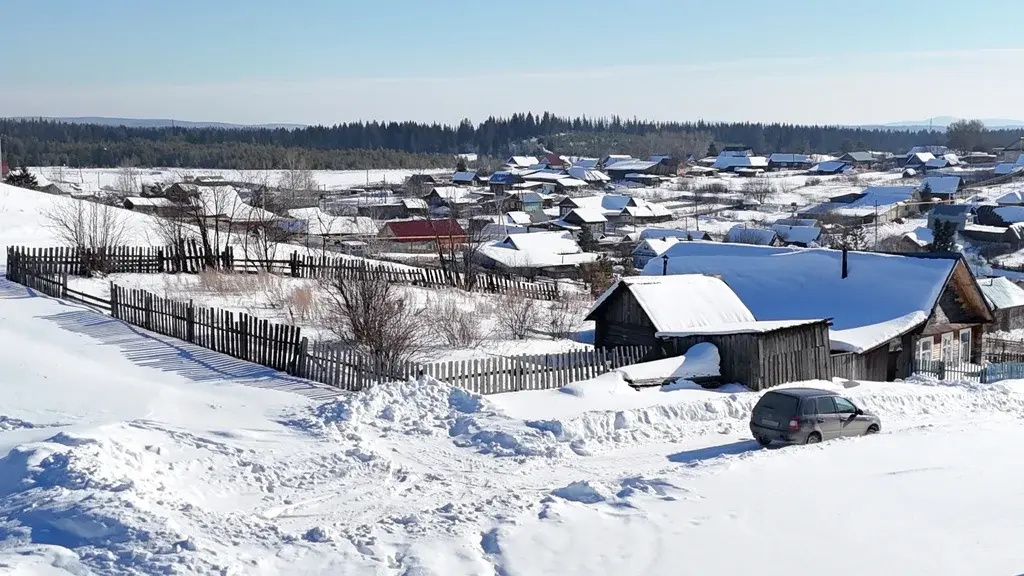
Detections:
838,152,875,166
585,275,832,390
646,242,992,382
767,153,812,170
978,277,1024,333
378,219,466,248
123,196,178,217
561,208,609,238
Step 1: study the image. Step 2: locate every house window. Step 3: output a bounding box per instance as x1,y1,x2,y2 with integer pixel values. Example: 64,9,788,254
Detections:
959,329,972,364
918,338,933,366
940,332,954,363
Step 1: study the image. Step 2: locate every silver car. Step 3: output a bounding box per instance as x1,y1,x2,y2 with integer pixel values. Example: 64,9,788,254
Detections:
749,388,881,446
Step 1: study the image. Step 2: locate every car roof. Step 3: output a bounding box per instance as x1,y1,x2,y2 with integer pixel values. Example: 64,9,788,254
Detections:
767,387,839,398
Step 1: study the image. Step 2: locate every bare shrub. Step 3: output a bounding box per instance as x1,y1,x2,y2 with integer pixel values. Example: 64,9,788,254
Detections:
497,291,540,340
425,294,485,347
841,173,861,185
282,286,326,325
547,292,586,339
805,177,822,187
742,178,775,203
694,182,729,196
43,199,130,272
322,275,431,367
195,269,282,295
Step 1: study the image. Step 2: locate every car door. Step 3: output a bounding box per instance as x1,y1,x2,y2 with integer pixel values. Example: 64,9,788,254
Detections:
835,396,868,437
813,396,842,440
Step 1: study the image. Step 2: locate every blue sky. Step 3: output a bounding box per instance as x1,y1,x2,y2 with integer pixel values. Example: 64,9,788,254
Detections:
4,0,1024,125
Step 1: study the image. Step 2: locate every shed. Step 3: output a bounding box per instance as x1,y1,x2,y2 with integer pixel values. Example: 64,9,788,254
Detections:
379,219,466,246
928,204,974,231
978,277,1024,333
452,171,480,185
725,225,780,246
920,176,964,201
772,224,822,247
808,161,850,175
123,196,176,216
839,152,875,165
767,153,812,170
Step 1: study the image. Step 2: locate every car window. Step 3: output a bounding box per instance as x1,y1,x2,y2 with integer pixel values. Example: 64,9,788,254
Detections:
754,392,798,416
800,399,817,416
815,396,838,414
833,397,857,414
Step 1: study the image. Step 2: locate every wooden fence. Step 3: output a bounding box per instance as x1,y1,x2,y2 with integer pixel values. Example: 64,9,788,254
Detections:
5,263,635,395
7,245,562,301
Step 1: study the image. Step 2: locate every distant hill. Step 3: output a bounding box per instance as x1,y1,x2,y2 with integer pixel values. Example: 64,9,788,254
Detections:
863,117,1024,132
15,116,307,130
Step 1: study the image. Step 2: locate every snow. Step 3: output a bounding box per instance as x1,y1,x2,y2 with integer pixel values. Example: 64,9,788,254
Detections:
587,275,756,333
643,243,958,353
615,343,720,384
903,226,935,247
479,231,598,269
771,223,821,245
921,175,962,196
7,277,1024,573
655,319,824,338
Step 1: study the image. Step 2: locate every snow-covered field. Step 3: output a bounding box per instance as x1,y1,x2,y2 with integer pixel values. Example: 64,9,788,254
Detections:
4,280,1024,574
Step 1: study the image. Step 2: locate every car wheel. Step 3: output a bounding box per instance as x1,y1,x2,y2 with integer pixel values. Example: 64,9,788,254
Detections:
756,436,771,447
805,432,822,445
865,424,879,435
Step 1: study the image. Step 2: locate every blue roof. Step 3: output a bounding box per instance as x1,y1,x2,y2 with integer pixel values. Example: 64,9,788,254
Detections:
489,171,519,185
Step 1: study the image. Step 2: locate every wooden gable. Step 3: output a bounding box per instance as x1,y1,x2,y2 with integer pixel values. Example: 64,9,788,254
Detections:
921,259,993,335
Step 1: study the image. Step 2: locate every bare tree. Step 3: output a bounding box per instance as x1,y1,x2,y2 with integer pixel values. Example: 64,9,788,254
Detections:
496,291,540,340
165,182,243,268
43,199,130,272
278,153,319,197
546,291,585,339
116,158,141,196
322,274,432,369
742,178,775,204
425,294,486,347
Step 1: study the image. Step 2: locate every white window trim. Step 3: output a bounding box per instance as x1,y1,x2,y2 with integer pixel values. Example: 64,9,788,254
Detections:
941,332,954,363
918,338,933,365
959,329,972,364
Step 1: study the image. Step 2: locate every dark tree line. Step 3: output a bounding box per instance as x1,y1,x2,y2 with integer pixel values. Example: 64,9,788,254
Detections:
2,115,1023,170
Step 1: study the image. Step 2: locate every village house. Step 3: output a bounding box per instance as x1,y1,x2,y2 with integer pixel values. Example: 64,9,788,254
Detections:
920,175,964,201
378,219,466,248
711,148,769,173
568,166,611,188
897,227,934,253
558,194,671,228
995,190,1024,206
122,196,178,217
642,242,993,382
632,236,704,268
164,183,278,227
838,152,875,167
520,170,589,194
978,277,1024,333
559,208,609,238
807,160,850,175
423,186,481,214
767,153,812,170
476,231,598,279
924,154,961,170
284,207,378,244
771,223,822,247
999,137,1024,163
799,186,921,226
601,155,634,169
928,204,974,231
725,225,781,246
904,152,936,170
962,151,997,165
451,171,482,186
503,156,540,170
585,275,832,390
356,198,428,220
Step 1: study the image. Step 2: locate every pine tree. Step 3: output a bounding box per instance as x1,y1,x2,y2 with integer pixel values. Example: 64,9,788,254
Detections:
930,220,957,253
3,167,39,190
706,142,719,158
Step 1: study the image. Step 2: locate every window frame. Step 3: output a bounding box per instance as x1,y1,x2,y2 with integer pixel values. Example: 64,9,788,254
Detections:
815,396,838,415
833,396,858,414
918,337,933,366
959,329,972,364
940,332,954,363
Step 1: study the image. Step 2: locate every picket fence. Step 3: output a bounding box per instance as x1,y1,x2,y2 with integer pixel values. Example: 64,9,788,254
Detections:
6,245,561,300
5,261,641,395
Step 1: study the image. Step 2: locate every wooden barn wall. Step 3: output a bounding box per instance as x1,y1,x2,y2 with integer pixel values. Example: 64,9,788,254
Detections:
662,322,831,391
830,345,894,382
988,306,1024,333
593,288,659,348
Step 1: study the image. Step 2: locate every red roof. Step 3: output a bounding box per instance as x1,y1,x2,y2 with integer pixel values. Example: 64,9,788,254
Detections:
383,219,466,241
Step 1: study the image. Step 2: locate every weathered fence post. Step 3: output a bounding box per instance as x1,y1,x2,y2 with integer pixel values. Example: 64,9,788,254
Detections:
109,282,119,318
144,292,153,330
186,300,196,343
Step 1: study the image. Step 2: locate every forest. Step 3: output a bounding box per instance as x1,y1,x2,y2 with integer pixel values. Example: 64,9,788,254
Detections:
1,115,1020,170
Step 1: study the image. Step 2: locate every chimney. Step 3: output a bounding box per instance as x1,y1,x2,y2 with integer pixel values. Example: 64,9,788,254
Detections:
841,247,849,279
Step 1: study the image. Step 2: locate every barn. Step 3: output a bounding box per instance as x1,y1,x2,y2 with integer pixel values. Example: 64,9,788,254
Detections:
585,275,833,390
643,243,993,382
978,277,1024,333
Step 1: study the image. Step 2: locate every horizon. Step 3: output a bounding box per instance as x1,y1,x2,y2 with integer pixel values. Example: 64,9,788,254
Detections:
3,0,1024,125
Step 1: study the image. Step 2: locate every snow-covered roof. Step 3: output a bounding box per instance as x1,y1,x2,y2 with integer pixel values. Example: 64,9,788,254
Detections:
903,227,934,248
568,166,611,182
604,159,659,172
768,153,811,164
920,175,962,196
978,277,1024,310
567,207,608,223
572,158,600,169
479,231,597,269
907,152,936,165
452,171,478,183
506,156,539,168
772,224,821,246
822,186,917,217
633,237,681,258
285,207,378,236
430,186,479,204
505,211,533,225
925,154,961,169
624,202,672,219
402,198,428,210
556,177,588,188
712,155,769,170
809,161,850,174
994,206,1024,225
996,190,1024,205
602,155,634,167
656,319,825,339
635,228,706,241
641,242,962,353
725,225,777,245
587,275,757,333
125,196,173,207
184,184,278,221
995,163,1024,176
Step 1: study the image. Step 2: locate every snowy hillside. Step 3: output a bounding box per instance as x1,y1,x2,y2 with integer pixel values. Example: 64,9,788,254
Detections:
4,279,1024,574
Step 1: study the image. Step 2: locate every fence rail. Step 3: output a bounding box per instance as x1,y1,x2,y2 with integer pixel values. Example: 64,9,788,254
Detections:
7,244,562,300
5,255,634,395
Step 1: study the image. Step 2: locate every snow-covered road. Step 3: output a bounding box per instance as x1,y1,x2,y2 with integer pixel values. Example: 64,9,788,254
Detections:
3,277,1024,575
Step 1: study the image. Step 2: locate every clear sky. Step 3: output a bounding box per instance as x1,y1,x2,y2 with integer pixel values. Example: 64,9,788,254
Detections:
3,0,1024,126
